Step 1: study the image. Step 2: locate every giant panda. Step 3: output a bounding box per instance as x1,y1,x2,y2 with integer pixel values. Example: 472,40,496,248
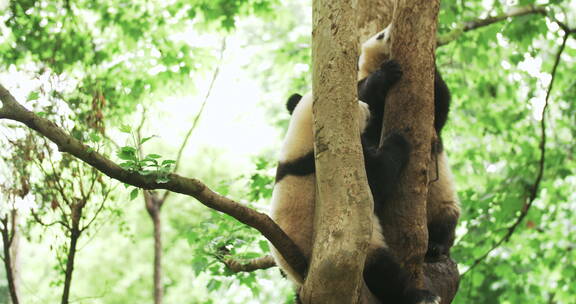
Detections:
357,25,460,260
270,25,453,304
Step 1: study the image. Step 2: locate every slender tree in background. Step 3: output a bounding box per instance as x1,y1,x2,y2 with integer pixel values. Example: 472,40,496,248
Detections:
0,209,20,304
134,38,226,304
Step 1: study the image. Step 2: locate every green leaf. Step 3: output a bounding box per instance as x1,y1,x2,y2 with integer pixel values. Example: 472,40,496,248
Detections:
140,136,154,145
89,132,101,142
146,154,162,159
129,188,138,201
161,159,176,165
206,279,221,291
27,91,40,101
119,124,132,134
117,146,137,161
192,256,208,276
258,240,270,252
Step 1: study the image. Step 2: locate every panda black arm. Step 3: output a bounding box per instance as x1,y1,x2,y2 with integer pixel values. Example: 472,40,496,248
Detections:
433,68,451,135
358,60,403,111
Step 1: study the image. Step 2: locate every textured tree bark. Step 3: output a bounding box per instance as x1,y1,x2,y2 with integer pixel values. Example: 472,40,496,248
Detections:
144,191,164,304
9,211,21,304
300,0,374,303
357,0,394,42
62,226,81,304
356,2,460,303
152,212,163,304
379,0,439,288
1,215,19,304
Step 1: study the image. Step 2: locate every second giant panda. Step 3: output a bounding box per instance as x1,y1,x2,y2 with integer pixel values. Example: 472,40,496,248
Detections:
357,25,460,260
271,25,448,304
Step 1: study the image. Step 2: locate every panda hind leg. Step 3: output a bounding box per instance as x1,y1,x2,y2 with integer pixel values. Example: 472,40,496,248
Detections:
426,216,458,258
364,132,411,202
364,248,441,304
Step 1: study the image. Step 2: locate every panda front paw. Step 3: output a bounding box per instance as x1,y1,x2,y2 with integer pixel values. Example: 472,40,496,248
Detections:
405,289,441,304
379,59,403,85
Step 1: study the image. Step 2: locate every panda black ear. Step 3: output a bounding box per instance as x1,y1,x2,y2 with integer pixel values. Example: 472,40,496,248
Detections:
286,93,303,115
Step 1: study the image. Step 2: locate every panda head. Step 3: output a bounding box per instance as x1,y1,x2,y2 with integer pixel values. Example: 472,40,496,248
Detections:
358,24,393,80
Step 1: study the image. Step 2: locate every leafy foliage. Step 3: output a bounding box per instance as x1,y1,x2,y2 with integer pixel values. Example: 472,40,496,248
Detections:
116,124,175,186
1,0,575,303
436,1,576,302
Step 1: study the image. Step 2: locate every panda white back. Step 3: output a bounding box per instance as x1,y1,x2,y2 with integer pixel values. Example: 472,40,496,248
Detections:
270,92,371,283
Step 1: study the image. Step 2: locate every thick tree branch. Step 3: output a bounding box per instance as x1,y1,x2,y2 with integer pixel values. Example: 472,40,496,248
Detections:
0,83,307,279
222,255,276,273
461,32,569,277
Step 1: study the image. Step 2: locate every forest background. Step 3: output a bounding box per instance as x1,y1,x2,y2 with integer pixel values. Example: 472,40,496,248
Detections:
0,0,575,303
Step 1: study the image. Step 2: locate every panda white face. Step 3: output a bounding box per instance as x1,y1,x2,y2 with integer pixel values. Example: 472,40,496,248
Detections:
358,24,393,80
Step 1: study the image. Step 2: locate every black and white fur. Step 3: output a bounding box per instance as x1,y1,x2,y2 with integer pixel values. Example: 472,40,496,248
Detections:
357,25,460,260
271,25,457,304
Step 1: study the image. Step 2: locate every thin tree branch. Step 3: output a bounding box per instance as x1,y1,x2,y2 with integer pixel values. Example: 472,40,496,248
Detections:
135,108,164,304
80,186,113,233
136,107,148,156
437,4,570,46
76,161,87,202
8,210,17,246
30,209,69,229
222,255,276,273
464,5,547,31
0,83,307,279
461,32,569,277
165,37,227,203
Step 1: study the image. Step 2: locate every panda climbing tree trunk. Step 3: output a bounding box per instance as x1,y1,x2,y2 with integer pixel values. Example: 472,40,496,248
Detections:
357,1,460,303
299,0,374,303
379,0,439,289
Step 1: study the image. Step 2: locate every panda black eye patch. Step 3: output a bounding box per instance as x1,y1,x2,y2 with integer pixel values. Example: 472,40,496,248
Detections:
275,152,315,182
376,33,385,40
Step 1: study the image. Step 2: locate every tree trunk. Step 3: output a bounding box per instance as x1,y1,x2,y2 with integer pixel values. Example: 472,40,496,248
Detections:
379,0,440,287
144,191,163,304
300,0,374,303
152,210,163,304
1,216,19,304
357,0,394,42
9,211,21,304
62,227,80,304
